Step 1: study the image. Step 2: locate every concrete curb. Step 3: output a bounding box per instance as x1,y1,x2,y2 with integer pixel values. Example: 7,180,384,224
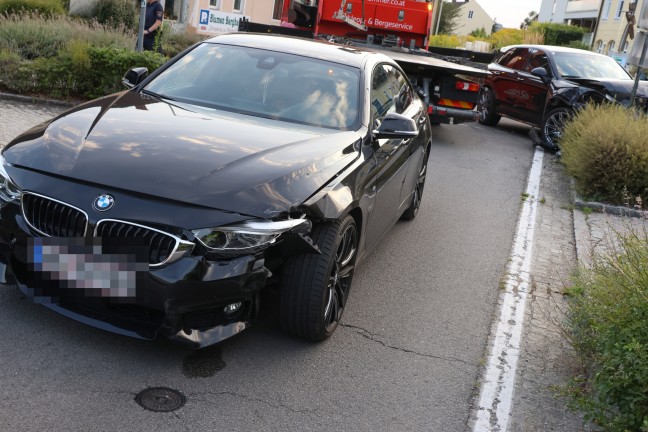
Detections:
571,179,647,219
570,179,648,267
0,92,77,108
572,205,592,267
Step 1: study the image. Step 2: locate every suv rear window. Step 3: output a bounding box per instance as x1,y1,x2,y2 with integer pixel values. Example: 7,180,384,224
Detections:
497,48,530,71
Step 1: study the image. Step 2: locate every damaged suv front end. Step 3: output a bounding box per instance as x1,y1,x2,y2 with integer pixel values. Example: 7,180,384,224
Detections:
479,44,648,149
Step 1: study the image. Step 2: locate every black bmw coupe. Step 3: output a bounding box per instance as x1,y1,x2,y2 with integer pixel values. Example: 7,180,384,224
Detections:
0,34,431,347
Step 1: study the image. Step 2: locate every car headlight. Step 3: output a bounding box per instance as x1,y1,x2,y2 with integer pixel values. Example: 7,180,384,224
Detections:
0,156,21,203
192,218,311,256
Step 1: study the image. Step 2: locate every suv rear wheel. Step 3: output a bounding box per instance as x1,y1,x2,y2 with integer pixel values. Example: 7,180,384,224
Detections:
477,87,501,126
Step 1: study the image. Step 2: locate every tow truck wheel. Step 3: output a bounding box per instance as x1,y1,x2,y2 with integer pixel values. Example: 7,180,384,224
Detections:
280,215,358,342
477,87,501,126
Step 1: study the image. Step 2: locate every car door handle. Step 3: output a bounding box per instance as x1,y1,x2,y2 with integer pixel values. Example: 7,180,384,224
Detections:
417,116,426,125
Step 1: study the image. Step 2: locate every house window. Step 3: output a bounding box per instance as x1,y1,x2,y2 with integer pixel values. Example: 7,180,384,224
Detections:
233,0,244,12
607,40,615,54
209,0,220,8
595,40,603,53
468,10,473,19
273,0,284,20
615,0,624,19
601,0,612,20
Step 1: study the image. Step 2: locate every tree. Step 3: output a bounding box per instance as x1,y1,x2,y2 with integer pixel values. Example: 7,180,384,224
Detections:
520,10,538,30
470,26,488,38
437,1,462,35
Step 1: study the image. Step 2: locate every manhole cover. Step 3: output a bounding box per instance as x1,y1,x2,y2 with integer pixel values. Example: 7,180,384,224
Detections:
135,387,186,412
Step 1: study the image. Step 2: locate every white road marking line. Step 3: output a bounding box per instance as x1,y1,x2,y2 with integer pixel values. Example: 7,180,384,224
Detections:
472,146,544,432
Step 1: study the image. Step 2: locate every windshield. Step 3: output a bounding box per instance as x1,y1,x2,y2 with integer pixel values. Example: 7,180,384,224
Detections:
552,52,631,80
144,42,360,130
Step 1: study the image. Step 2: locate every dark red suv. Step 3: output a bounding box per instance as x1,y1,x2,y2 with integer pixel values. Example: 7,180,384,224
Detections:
478,44,648,150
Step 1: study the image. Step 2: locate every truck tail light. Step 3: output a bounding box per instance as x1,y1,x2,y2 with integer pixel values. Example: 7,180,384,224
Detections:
455,81,480,92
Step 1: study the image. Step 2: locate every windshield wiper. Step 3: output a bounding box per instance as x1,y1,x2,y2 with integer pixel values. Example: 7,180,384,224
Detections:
141,89,176,101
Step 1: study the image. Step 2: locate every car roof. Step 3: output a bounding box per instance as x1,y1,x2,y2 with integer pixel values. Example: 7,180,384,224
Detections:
203,33,385,68
499,44,607,57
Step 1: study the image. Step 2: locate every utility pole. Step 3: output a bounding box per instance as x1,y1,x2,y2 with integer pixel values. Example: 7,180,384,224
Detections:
434,0,444,35
137,0,146,52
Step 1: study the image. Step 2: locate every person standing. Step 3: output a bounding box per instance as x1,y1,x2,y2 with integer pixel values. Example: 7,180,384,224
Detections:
143,0,163,52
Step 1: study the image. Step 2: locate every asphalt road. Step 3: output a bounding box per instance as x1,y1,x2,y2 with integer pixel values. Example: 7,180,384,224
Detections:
0,101,534,432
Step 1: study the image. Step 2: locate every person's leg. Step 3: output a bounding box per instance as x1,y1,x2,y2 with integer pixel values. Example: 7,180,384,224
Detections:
143,36,154,51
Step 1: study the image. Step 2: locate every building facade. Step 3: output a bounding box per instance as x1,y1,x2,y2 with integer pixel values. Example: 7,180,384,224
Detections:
592,0,645,64
538,0,600,45
181,0,282,34
450,0,495,36
538,0,647,69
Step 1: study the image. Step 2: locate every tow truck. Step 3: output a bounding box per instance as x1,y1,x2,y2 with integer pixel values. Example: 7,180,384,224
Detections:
239,0,489,125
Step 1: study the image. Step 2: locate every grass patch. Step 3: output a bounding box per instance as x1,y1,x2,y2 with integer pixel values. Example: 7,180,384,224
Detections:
563,228,648,431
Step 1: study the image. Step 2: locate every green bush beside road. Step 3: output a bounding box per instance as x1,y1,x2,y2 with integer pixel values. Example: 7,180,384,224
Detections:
561,104,648,206
0,11,202,100
564,229,648,432
559,102,648,431
0,0,64,16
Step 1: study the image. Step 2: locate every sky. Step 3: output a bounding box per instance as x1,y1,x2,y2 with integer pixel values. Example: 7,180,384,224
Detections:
474,0,543,29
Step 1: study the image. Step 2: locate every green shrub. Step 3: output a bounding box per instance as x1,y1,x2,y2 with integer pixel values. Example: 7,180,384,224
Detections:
0,12,70,58
159,25,205,57
0,0,64,16
530,21,585,46
0,13,135,59
561,104,648,205
564,229,648,431
568,40,591,51
83,46,166,97
91,0,137,31
0,46,165,99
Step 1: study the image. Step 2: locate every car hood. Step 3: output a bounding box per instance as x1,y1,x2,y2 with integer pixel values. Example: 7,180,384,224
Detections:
564,77,648,100
3,92,361,218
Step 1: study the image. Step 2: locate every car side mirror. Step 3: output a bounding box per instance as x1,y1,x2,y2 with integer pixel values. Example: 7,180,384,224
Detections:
531,67,551,84
373,112,419,140
122,67,149,89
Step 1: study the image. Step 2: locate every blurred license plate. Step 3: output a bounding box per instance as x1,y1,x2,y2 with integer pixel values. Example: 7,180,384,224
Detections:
27,237,148,299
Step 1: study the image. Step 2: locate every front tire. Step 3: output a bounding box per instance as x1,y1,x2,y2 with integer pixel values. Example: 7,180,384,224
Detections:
280,215,358,341
541,107,572,150
477,87,501,126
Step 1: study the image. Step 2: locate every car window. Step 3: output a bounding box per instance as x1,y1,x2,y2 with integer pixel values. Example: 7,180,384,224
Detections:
498,48,530,71
524,50,550,74
144,43,361,130
370,64,412,125
552,51,632,80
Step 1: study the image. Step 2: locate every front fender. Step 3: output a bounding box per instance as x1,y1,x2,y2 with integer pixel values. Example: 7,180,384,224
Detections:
548,86,608,112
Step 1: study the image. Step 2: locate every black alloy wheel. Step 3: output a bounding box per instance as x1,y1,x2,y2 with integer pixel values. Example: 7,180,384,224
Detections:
280,215,358,341
542,107,572,150
402,145,430,221
477,87,501,126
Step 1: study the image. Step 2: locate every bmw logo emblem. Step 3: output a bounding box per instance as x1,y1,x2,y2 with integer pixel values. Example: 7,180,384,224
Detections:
93,194,114,211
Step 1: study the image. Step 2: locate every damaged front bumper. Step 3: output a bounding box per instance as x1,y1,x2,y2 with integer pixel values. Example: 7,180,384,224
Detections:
0,200,319,348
